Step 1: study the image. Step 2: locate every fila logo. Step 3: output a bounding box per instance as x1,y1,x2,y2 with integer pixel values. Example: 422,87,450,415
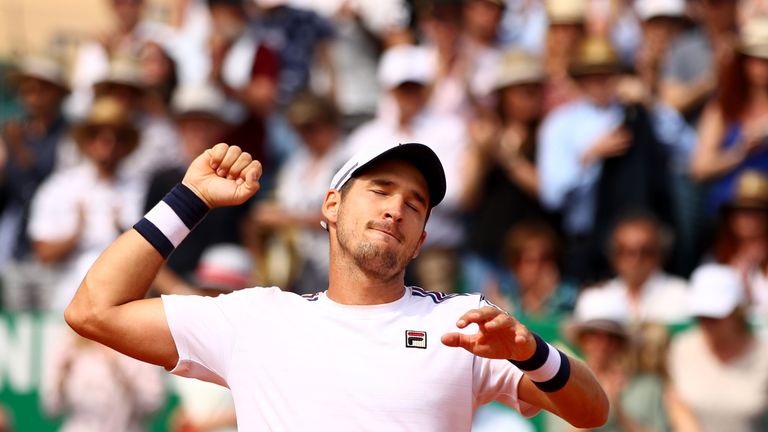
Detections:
405,330,427,349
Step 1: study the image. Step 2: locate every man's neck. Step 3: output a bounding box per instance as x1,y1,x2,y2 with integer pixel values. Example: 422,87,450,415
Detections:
326,252,406,305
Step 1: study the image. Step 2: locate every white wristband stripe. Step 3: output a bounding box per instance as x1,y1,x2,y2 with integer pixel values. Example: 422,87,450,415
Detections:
524,343,561,383
144,201,190,248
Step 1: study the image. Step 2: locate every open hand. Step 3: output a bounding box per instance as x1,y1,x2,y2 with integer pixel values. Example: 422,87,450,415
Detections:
441,306,536,361
182,143,262,208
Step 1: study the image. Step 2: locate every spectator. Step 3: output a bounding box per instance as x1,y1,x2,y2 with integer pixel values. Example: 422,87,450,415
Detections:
580,212,689,326
27,96,144,310
139,40,179,119
252,92,345,294
66,0,174,118
541,0,587,113
344,44,469,293
41,328,165,432
459,0,506,103
145,83,249,296
252,0,336,106
538,36,677,283
169,244,251,432
668,263,768,432
482,221,577,321
0,55,70,310
690,16,768,215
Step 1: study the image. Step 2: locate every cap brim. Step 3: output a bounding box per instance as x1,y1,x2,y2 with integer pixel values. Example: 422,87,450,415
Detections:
350,143,446,209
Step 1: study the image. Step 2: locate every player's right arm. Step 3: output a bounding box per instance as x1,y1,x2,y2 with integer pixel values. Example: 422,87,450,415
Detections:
65,144,262,370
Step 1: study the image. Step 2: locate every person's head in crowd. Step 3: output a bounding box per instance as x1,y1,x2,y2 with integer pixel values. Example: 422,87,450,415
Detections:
93,57,145,113
713,170,768,265
110,0,146,33
10,55,69,120
688,264,751,359
502,220,561,298
378,45,435,124
635,0,691,56
207,0,248,42
285,92,340,157
417,0,463,52
569,36,624,107
493,50,545,126
462,0,505,47
72,96,139,176
609,212,670,291
693,0,738,35
172,83,233,162
568,289,630,371
139,41,178,110
718,15,768,124
544,0,586,76
194,244,255,294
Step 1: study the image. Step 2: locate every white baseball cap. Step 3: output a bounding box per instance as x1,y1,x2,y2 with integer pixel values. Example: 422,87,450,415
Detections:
172,82,230,122
330,142,446,206
377,45,435,90
688,264,746,319
567,289,630,339
635,0,686,21
194,244,254,292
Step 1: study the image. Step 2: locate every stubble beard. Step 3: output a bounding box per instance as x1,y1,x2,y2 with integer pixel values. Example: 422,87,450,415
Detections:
336,221,413,283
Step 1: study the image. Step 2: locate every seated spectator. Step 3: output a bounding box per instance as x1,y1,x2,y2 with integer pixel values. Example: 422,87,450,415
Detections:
28,96,145,310
139,40,179,119
1,54,70,310
690,16,768,214
169,244,252,432
252,92,345,294
145,83,251,296
580,212,689,326
541,0,587,113
41,328,165,432
481,221,577,322
668,263,768,432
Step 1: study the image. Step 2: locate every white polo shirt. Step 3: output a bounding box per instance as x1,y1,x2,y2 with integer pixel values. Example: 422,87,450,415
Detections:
163,286,537,431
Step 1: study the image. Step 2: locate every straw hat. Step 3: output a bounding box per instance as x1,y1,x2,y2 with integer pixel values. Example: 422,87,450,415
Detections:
546,0,586,25
739,16,768,59
492,50,545,92
72,96,139,151
568,36,623,77
93,57,144,94
8,54,69,92
722,170,768,212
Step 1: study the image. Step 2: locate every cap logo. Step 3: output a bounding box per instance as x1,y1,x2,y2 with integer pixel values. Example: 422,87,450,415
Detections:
405,330,427,349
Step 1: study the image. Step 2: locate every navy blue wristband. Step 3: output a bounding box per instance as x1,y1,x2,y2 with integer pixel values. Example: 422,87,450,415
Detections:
508,333,571,393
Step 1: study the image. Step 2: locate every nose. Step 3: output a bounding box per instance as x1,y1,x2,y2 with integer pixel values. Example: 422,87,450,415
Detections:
383,196,405,223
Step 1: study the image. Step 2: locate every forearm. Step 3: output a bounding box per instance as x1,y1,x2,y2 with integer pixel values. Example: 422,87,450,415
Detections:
690,145,745,182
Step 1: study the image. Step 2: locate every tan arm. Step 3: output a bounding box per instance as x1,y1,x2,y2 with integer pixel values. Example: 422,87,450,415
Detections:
689,103,748,182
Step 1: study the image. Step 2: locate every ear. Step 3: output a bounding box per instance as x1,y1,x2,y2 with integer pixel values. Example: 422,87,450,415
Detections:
411,230,427,259
321,189,341,228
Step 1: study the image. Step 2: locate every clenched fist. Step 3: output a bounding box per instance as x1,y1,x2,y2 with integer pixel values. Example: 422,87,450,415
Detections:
182,143,262,208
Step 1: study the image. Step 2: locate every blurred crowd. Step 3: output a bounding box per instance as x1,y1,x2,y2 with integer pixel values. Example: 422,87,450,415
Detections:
2,0,768,430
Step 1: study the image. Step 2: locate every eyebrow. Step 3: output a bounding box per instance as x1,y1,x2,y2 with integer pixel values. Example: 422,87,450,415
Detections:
369,178,428,208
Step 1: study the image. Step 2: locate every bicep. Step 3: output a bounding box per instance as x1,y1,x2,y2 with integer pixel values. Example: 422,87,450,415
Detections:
92,298,179,370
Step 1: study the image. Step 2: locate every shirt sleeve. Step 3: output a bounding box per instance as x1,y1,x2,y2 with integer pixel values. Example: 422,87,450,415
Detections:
162,288,273,386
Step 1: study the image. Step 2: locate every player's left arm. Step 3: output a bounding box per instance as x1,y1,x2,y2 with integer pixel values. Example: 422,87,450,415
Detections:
441,306,609,428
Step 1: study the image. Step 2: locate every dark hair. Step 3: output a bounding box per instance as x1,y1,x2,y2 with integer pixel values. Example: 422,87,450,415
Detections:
502,220,561,267
717,53,749,123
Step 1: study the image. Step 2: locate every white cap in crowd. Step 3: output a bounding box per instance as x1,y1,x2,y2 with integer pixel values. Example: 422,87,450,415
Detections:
634,0,687,21
171,82,231,122
688,264,746,319
567,289,630,340
377,44,435,90
194,244,255,293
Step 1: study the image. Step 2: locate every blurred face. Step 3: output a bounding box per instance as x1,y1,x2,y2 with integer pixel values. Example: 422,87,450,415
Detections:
611,222,662,288
511,238,556,290
111,0,144,31
391,82,428,121
140,42,174,87
578,329,626,369
744,55,768,88
177,117,228,161
579,73,618,107
698,309,745,347
728,207,768,240
548,23,585,52
209,5,247,41
18,77,66,118
463,0,503,41
330,160,428,282
81,125,135,172
297,122,338,155
500,82,543,123
642,17,682,52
